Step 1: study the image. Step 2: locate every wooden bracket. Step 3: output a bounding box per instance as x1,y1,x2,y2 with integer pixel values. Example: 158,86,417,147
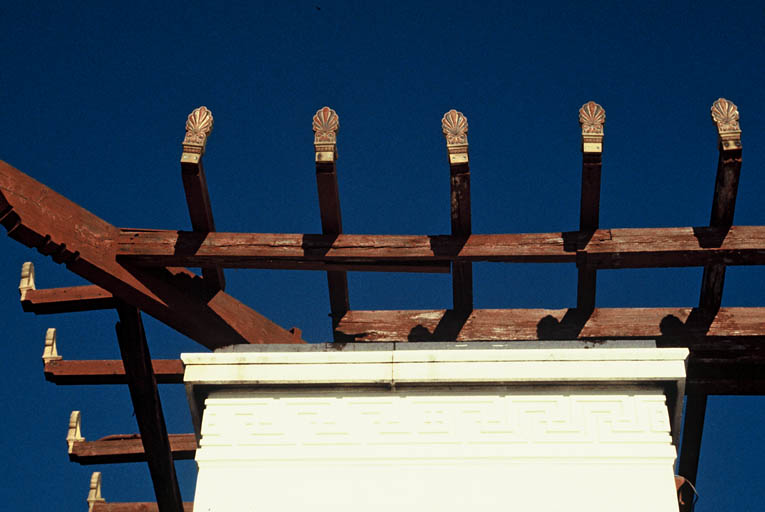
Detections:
19,261,35,301
43,327,62,363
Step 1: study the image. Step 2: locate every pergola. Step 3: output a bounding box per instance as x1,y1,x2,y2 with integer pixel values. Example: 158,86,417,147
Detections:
2,99,760,511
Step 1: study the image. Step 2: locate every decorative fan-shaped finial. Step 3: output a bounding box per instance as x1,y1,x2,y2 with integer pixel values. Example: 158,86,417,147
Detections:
442,109,468,146
579,101,605,153
711,98,741,150
182,106,214,156
442,109,469,165
312,107,339,162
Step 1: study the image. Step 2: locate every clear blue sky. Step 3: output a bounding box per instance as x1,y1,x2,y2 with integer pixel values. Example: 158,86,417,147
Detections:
0,1,763,509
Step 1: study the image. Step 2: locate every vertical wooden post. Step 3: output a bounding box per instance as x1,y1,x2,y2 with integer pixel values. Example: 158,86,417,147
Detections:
576,101,605,312
442,109,473,312
312,107,350,336
180,106,225,291
115,302,184,512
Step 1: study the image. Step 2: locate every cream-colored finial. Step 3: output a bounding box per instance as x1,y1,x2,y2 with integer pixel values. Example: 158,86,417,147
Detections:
43,328,62,363
711,98,741,150
312,106,339,163
579,101,605,153
442,109,469,165
181,106,214,164
67,410,84,453
19,261,35,301
87,472,105,512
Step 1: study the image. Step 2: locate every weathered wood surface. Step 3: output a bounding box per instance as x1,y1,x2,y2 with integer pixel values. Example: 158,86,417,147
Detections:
21,285,116,313
335,307,765,342
115,304,183,512
576,152,602,311
70,433,196,464
45,359,184,385
117,226,765,269
92,504,193,512
0,161,299,347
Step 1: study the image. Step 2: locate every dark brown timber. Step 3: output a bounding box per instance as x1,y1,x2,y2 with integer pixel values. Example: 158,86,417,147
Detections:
450,161,472,311
45,359,184,385
0,161,299,347
576,152,602,312
21,285,116,313
70,433,196,464
678,394,707,512
92,504,194,512
116,226,765,269
316,156,350,334
115,303,183,512
181,153,226,291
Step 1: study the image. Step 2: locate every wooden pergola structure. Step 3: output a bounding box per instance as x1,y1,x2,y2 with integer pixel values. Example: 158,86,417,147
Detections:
2,99,761,511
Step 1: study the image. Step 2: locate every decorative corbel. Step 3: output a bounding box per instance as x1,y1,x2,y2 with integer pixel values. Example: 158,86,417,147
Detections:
313,106,339,163
710,98,741,151
180,106,214,165
67,410,84,454
579,101,605,154
87,472,105,512
42,328,62,363
441,109,469,165
19,261,35,301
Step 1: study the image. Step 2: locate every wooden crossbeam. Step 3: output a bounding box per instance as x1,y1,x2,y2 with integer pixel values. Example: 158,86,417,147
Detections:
45,359,183,384
313,107,350,335
70,434,196,464
576,101,605,312
67,410,195,464
92,504,194,512
117,225,765,269
334,307,765,342
180,106,225,291
442,109,473,312
115,304,184,512
0,160,300,348
19,263,116,313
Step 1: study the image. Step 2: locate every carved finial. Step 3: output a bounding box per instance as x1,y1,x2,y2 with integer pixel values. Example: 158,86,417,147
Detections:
579,101,605,153
67,410,84,453
181,106,214,163
442,109,469,165
711,98,741,150
312,107,339,163
19,261,35,300
87,472,105,512
43,328,62,363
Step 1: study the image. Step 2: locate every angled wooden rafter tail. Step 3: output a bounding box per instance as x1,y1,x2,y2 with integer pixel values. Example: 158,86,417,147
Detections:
0,160,300,347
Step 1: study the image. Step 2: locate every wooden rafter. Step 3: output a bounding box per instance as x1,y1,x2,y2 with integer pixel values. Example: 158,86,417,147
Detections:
679,99,744,505
313,107,350,335
116,225,765,269
115,304,184,512
180,106,225,291
0,160,300,348
442,109,473,312
576,101,605,312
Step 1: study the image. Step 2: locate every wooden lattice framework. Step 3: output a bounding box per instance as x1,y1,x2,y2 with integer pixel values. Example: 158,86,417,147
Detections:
2,99,760,511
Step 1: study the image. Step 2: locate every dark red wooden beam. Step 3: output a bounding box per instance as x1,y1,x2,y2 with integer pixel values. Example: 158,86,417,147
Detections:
312,107,350,336
115,304,184,512
442,109,473,312
116,226,765,269
576,101,605,312
335,307,765,342
45,359,184,385
70,434,196,465
180,106,225,291
92,503,194,512
0,160,300,348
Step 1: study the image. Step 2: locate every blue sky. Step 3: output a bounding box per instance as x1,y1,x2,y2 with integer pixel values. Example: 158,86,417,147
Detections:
0,1,763,509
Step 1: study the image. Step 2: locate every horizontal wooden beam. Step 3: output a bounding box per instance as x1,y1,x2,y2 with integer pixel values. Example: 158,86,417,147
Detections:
0,161,299,348
335,307,765,342
70,433,196,465
45,359,184,385
92,504,194,512
21,285,116,314
116,225,765,269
